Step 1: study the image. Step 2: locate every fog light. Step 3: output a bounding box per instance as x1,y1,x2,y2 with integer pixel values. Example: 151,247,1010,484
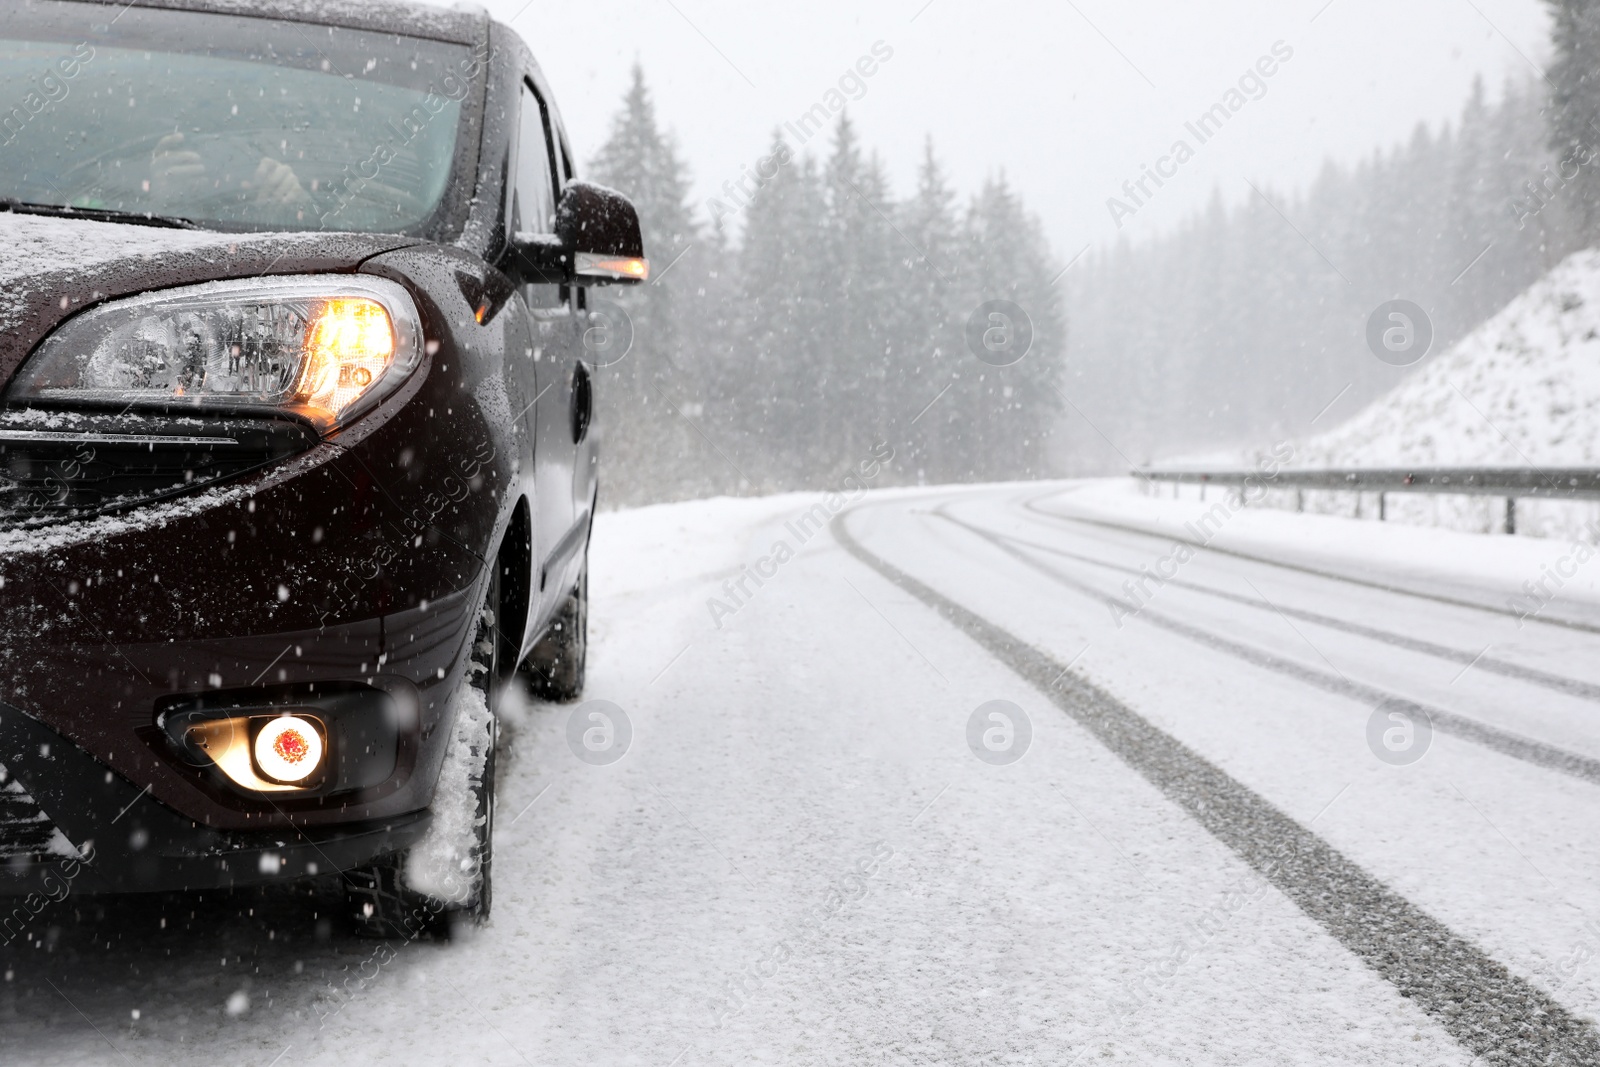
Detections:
155,682,410,799
254,716,324,784
163,711,326,793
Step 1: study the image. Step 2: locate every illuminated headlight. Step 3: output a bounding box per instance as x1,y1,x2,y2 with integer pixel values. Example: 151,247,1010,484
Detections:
7,276,423,431
254,716,325,784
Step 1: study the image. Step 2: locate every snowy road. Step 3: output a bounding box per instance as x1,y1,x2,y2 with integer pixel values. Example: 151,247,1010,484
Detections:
8,479,1600,1065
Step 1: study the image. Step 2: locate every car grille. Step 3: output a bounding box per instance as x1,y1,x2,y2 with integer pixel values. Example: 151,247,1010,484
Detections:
0,415,317,526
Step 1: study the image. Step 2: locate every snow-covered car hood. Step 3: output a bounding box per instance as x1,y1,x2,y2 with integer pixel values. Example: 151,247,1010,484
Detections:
0,213,419,389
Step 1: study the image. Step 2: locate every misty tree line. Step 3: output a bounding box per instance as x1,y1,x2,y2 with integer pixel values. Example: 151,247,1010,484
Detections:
1065,1,1600,468
584,67,1064,506
586,5,1600,505
1064,71,1591,468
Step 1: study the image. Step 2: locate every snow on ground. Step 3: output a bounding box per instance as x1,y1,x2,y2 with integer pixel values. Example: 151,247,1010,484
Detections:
925,484,1600,1036
5,481,1600,1065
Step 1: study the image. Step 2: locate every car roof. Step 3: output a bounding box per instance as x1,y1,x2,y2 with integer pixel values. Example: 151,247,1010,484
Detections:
105,0,488,46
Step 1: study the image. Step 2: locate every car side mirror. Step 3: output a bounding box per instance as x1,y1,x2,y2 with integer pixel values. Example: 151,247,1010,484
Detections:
508,181,649,287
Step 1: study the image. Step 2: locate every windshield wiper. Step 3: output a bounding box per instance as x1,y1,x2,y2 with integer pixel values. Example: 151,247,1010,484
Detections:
0,198,201,230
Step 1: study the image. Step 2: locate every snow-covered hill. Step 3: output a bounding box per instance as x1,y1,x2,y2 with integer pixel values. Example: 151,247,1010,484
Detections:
1303,248,1600,467
1229,248,1600,538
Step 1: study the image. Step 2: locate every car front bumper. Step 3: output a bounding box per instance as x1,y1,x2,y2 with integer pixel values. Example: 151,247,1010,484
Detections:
0,698,433,897
0,255,520,894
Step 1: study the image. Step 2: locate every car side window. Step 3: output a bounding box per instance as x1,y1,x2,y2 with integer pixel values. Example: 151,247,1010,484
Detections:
514,81,557,236
515,81,566,312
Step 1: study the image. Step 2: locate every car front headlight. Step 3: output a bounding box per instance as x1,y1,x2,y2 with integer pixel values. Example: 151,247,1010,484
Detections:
6,276,424,431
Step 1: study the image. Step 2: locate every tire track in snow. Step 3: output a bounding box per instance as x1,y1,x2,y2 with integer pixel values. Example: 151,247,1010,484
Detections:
834,503,1600,1067
938,507,1600,788
1023,492,1600,637
981,510,1600,704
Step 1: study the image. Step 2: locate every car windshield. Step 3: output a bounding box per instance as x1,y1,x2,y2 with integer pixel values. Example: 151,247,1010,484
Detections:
0,2,475,233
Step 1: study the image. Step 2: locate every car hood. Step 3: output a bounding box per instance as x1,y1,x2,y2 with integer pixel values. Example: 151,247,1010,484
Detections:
0,213,420,388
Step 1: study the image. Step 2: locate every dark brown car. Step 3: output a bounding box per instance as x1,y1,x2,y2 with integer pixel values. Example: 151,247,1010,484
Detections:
0,0,646,937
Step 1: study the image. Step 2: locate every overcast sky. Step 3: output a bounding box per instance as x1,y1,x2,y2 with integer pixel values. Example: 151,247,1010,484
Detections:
445,0,1552,263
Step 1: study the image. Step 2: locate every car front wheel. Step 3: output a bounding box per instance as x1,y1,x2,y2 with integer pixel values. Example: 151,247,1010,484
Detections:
347,572,499,938
523,567,587,702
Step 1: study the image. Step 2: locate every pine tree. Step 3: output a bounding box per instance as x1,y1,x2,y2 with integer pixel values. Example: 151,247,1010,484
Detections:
1547,0,1600,242
898,139,963,482
958,173,1065,480
817,115,881,472
586,64,711,502
731,133,829,486
1444,77,1497,332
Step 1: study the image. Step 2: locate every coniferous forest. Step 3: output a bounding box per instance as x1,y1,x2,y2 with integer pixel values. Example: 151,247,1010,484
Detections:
589,5,1600,505
1066,74,1590,468
586,67,1064,506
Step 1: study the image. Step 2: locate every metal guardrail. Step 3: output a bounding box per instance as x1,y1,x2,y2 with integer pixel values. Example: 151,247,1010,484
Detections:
1137,466,1600,534
1140,467,1600,498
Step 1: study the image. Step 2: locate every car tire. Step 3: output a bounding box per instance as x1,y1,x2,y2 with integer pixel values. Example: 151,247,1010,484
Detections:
347,572,499,939
522,566,587,703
